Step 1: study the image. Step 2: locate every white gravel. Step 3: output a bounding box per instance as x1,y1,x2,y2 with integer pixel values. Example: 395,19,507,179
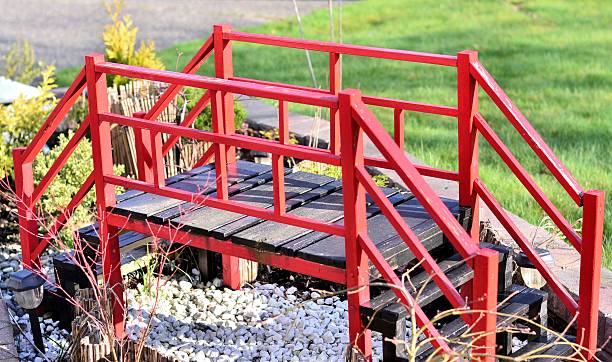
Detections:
1,243,425,361
125,277,386,361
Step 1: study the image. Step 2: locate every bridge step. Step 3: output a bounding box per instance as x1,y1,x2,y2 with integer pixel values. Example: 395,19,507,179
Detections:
509,336,577,361
358,243,567,361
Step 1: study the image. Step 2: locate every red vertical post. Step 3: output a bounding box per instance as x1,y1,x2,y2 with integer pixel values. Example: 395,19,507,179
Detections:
273,100,289,215
133,111,154,183
211,87,240,288
339,89,372,359
213,24,236,164
393,108,405,150
210,90,228,200
149,128,165,188
577,190,605,361
471,249,499,362
329,52,342,155
12,148,41,270
85,53,125,338
457,50,480,241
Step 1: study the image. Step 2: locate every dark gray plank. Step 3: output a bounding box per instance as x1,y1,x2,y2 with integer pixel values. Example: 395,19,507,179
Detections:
297,197,459,267
75,228,147,250
209,180,342,239
277,191,411,256
170,171,337,236
149,170,282,224
111,161,271,219
116,163,215,202
230,187,399,252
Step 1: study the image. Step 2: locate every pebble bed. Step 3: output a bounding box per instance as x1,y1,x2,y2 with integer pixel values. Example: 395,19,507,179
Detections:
1,244,529,361
1,243,392,362
124,272,388,361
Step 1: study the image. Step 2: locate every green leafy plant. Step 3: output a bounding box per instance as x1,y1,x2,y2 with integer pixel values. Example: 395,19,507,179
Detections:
258,128,299,145
33,132,124,245
0,65,57,179
0,41,46,85
179,87,247,131
103,0,164,86
297,160,389,187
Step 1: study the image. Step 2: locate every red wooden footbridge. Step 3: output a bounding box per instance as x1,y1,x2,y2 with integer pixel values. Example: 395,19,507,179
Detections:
13,25,604,360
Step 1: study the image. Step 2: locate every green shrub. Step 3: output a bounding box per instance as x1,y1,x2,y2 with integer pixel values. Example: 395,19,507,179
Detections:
0,66,57,179
180,87,247,131
0,41,46,85
103,0,164,86
33,132,124,246
297,160,390,187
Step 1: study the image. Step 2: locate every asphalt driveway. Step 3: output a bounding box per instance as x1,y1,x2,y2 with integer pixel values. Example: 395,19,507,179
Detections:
0,0,328,68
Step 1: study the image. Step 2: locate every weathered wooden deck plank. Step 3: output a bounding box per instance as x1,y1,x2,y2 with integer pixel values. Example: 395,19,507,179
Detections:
276,191,411,257
111,161,271,219
116,163,215,203
209,180,342,239
230,188,399,253
168,171,337,236
296,197,460,267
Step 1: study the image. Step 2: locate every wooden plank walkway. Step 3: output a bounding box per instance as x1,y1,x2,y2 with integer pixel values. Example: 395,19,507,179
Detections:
104,161,467,270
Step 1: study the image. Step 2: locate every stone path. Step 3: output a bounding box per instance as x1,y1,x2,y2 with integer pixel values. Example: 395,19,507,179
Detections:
0,0,330,69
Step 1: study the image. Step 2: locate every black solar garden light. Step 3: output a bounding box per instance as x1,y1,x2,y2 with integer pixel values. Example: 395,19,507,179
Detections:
7,269,46,353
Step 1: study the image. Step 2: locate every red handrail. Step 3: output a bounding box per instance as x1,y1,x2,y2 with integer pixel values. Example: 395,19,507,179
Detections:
351,98,479,259
355,166,469,319
474,113,582,250
100,113,341,166
470,60,584,205
474,179,578,313
95,62,338,108
21,68,87,164
224,30,458,67
31,117,91,205
358,233,453,354
161,90,211,157
13,26,604,360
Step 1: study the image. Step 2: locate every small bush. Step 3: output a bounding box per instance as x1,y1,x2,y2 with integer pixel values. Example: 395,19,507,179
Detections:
179,87,247,131
33,132,124,245
0,41,46,85
0,66,57,179
103,0,164,86
297,160,390,187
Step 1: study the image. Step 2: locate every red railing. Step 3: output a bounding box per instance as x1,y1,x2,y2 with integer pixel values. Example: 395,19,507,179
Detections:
12,24,604,360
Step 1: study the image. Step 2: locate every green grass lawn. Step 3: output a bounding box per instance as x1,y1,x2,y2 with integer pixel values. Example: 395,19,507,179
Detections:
57,0,611,267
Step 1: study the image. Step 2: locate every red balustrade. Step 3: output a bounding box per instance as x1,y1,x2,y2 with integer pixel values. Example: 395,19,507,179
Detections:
11,25,604,360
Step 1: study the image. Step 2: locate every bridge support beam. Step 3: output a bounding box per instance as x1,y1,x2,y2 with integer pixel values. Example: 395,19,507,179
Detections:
340,89,372,359
12,148,42,270
85,53,125,338
577,190,605,361
472,248,499,362
457,50,480,241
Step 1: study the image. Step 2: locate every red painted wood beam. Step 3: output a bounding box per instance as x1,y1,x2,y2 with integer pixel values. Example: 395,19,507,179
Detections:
339,89,372,358
104,174,345,237
577,190,605,361
474,179,578,314
355,166,470,321
105,213,347,284
22,67,86,163
99,112,341,166
224,31,458,67
95,62,338,108
470,61,584,205
351,96,479,259
474,113,581,250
